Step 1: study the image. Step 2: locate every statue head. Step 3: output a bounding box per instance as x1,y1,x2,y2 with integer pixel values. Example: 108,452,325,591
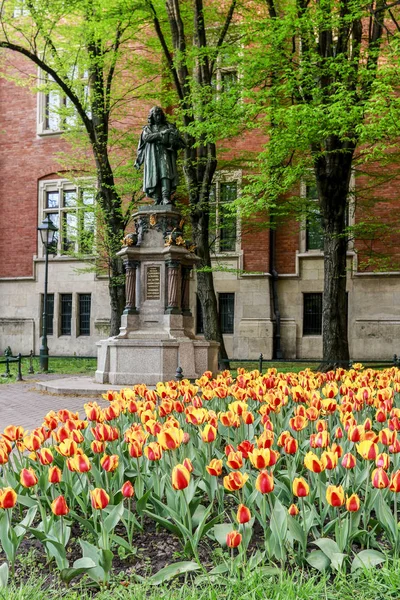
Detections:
148,106,167,126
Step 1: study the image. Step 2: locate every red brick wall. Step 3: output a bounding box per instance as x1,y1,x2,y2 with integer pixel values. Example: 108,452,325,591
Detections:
0,53,71,278
241,217,270,272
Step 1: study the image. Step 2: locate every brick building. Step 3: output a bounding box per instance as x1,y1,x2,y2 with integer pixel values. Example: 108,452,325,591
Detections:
1,51,400,362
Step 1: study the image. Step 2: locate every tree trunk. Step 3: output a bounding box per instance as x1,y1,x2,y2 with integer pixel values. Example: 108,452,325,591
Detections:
314,138,354,371
190,200,229,365
96,156,127,337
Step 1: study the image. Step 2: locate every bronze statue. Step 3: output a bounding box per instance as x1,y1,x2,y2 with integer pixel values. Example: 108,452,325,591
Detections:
134,106,185,206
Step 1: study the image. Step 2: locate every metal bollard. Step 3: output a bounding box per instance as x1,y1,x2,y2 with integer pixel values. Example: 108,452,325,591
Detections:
176,366,183,381
16,353,23,381
259,353,263,374
28,350,34,374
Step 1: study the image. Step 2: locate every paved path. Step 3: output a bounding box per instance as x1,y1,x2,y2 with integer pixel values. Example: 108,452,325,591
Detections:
0,374,111,433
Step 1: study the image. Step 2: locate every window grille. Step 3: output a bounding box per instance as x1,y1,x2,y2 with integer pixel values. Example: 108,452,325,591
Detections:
305,185,324,251
60,294,73,336
42,184,95,256
209,178,239,254
303,293,323,335
219,293,235,334
41,294,54,336
79,294,91,336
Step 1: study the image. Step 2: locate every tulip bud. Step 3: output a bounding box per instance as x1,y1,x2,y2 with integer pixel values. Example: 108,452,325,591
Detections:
91,441,106,454
100,454,119,472
236,504,251,524
121,481,135,498
226,451,244,470
48,465,62,484
326,485,345,507
183,458,194,473
223,471,248,491
171,464,190,490
201,424,217,444
90,488,110,510
292,477,309,497
371,467,390,489
20,468,38,488
226,530,242,548
37,448,54,466
51,495,69,516
0,487,17,509
288,503,299,516
206,458,223,477
346,493,360,512
342,453,357,469
255,470,274,494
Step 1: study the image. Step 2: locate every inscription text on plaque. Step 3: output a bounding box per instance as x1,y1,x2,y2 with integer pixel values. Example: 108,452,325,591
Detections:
146,266,161,300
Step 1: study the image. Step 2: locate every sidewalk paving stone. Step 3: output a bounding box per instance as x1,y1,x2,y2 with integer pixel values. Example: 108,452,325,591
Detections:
0,374,112,432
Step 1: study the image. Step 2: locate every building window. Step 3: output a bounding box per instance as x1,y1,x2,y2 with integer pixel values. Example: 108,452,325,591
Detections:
79,294,91,336
41,294,54,336
305,184,324,251
196,292,235,334
209,174,240,253
40,180,95,257
303,293,323,336
12,1,29,16
37,69,90,135
219,293,235,334
60,294,73,336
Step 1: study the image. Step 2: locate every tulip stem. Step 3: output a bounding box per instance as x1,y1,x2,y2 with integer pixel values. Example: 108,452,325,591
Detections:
394,492,398,557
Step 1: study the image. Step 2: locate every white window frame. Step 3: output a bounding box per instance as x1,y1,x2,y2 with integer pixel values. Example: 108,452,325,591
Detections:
209,170,241,255
37,67,89,136
299,173,355,254
12,1,29,17
38,179,96,258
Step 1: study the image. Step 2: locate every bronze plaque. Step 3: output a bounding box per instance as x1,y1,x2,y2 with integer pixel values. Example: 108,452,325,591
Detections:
146,266,161,300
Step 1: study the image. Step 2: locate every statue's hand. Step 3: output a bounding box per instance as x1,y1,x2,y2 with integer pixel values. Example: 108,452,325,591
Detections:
134,161,140,170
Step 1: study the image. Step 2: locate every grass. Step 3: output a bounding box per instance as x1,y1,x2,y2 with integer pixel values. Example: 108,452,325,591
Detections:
3,560,400,600
0,356,97,384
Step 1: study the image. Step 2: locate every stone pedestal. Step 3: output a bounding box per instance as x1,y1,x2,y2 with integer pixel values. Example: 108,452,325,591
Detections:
96,205,219,385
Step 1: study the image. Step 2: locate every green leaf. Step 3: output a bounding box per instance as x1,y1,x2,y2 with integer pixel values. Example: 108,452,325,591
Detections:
0,563,9,588
375,496,397,542
103,503,124,535
80,539,105,583
99,549,113,575
306,550,331,572
270,497,287,543
351,549,387,572
330,552,347,572
60,557,97,584
110,534,135,553
143,510,181,537
16,494,37,508
313,537,341,560
148,561,200,585
136,490,151,515
213,523,234,547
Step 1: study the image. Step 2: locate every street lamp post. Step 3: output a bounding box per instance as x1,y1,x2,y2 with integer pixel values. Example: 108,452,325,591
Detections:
37,216,58,372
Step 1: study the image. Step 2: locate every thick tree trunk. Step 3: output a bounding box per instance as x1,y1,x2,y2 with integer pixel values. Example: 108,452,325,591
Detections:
190,202,229,364
321,217,349,370
314,138,354,371
96,157,126,337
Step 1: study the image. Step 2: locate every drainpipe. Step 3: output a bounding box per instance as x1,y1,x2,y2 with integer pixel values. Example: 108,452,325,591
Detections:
270,227,283,359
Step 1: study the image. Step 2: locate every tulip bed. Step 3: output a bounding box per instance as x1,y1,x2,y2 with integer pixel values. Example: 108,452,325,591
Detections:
1,365,400,586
